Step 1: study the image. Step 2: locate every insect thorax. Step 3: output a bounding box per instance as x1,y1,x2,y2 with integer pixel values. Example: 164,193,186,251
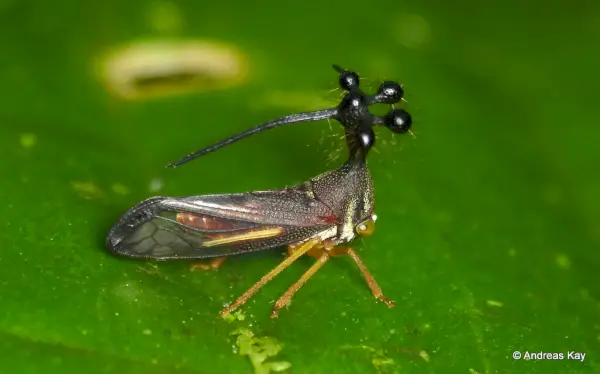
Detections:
308,161,374,242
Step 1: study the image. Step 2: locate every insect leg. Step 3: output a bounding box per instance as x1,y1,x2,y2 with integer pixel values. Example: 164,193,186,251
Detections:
219,238,320,317
271,252,330,318
287,242,324,259
190,257,227,271
345,248,395,307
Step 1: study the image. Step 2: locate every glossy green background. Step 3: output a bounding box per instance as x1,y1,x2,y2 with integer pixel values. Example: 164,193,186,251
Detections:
1,1,599,373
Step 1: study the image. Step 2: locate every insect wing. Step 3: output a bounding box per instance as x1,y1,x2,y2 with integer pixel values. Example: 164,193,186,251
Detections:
107,190,337,260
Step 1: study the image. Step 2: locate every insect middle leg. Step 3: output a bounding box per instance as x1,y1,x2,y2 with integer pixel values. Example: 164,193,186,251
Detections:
220,238,320,318
271,251,330,318
190,257,227,271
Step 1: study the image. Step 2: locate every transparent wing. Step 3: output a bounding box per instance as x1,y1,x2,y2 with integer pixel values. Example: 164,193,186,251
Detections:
107,193,336,260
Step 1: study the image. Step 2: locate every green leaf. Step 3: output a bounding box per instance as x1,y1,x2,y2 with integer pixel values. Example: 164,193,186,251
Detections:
1,1,599,373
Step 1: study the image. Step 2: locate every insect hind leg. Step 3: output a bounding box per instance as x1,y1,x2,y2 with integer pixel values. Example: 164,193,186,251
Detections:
190,256,227,271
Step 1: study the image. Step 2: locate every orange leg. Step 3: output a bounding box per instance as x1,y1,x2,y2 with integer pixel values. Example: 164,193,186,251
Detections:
220,238,320,318
286,244,298,257
345,248,395,307
271,252,330,318
190,256,227,271
288,241,326,259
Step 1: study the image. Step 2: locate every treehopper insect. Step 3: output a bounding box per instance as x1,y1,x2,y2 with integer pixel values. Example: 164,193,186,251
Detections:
107,65,413,317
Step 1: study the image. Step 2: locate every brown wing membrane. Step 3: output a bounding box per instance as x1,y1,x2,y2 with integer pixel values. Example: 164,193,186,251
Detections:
167,188,338,226
107,193,336,260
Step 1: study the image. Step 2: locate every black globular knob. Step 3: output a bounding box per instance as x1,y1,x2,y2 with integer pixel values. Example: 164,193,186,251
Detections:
332,64,360,91
385,109,412,133
339,70,360,91
375,81,404,104
358,128,376,150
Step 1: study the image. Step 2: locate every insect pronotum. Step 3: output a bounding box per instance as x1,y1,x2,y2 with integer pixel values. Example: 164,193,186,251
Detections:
106,65,413,318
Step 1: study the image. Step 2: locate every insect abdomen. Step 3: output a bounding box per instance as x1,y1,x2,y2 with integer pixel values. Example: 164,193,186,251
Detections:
176,212,235,230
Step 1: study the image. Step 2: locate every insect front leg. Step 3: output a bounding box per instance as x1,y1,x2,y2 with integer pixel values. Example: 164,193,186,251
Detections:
190,257,227,271
337,247,395,308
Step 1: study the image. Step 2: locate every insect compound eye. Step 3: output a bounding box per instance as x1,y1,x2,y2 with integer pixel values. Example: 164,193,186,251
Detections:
375,81,404,104
384,109,412,133
355,219,375,236
339,70,360,91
